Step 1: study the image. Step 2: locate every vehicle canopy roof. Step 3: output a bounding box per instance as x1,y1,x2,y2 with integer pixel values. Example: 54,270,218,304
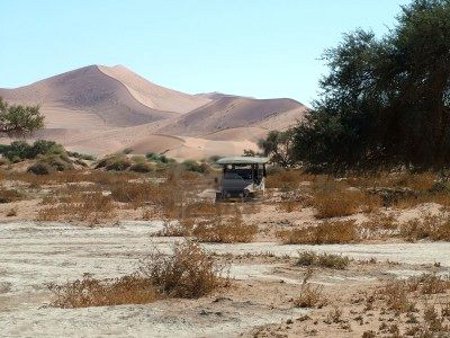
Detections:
216,156,269,165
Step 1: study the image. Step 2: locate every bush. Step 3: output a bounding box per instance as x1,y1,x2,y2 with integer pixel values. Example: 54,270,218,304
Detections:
0,140,67,162
39,154,74,171
296,251,350,269
27,162,54,175
67,151,95,161
129,162,153,173
182,160,207,173
95,154,132,171
0,188,24,203
29,140,65,158
48,241,225,308
146,152,170,164
3,141,31,161
140,241,224,298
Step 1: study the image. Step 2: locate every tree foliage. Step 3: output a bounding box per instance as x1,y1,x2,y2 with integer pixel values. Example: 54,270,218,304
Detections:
293,0,450,171
0,97,44,138
259,129,296,167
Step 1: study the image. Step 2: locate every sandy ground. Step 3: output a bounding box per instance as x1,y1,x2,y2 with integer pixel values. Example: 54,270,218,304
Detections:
1,221,449,337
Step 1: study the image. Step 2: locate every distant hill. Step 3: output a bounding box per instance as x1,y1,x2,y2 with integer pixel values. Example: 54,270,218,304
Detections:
0,65,308,159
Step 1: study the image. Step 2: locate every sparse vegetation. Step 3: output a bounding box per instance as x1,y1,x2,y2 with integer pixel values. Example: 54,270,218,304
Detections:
296,251,350,269
49,241,224,308
48,274,160,308
37,192,115,223
140,241,225,298
277,220,359,245
193,213,258,243
294,283,326,308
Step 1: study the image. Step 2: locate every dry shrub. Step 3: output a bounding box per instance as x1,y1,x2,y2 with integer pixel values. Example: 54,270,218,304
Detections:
192,212,258,243
265,169,312,190
49,241,224,308
48,274,160,308
110,181,158,208
414,274,450,295
155,219,195,237
313,188,374,218
37,192,115,223
400,214,450,241
276,200,302,213
376,274,450,314
294,280,326,309
359,213,399,240
378,280,416,313
184,201,217,217
311,178,381,218
296,251,350,269
0,188,24,203
277,220,359,245
140,241,224,298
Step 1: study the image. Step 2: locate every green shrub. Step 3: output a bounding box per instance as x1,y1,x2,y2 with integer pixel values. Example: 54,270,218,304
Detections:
0,140,68,162
296,251,350,269
182,160,207,173
95,154,132,171
67,151,95,161
146,152,171,164
39,154,74,171
3,141,31,161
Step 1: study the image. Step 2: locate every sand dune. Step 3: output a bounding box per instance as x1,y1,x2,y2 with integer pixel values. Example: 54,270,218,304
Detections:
98,65,210,114
0,65,308,159
0,65,189,128
202,127,268,142
158,96,307,136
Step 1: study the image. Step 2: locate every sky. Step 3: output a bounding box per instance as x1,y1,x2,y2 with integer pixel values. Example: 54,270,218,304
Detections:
1,0,410,105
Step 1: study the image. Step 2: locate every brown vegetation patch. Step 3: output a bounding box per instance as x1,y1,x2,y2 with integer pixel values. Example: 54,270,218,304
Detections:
37,192,116,224
400,214,450,241
277,220,359,244
48,274,160,308
193,213,258,243
49,241,224,308
140,241,225,298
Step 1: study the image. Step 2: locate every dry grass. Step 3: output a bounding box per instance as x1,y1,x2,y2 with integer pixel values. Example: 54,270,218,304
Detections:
400,214,450,241
37,192,116,223
49,241,224,308
293,283,326,308
110,181,158,208
277,220,359,245
312,180,381,218
140,241,225,298
193,212,258,243
48,273,160,308
265,169,313,190
375,274,450,313
378,279,417,313
0,187,24,203
296,251,350,269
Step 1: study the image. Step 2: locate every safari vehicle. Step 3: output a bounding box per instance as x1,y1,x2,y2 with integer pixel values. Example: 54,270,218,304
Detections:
215,156,269,201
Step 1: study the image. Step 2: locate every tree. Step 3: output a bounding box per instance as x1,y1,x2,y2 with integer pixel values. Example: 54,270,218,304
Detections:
293,0,450,171
259,129,296,167
0,97,45,138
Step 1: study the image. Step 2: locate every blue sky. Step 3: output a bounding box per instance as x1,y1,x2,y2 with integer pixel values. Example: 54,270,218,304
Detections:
1,0,409,105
